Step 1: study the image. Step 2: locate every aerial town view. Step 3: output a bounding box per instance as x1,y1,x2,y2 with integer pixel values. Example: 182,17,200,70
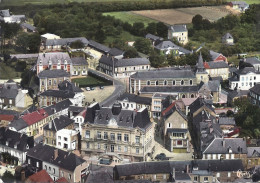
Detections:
0,0,259,182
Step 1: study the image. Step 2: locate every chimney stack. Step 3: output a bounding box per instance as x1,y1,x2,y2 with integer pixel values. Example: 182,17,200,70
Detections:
54,149,58,160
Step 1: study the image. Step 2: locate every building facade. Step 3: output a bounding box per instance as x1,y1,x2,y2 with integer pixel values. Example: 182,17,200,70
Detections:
168,24,188,45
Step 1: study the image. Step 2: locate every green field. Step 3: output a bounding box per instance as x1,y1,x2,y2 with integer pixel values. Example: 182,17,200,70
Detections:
72,76,111,87
0,63,22,79
244,0,260,4
103,12,157,26
104,30,140,45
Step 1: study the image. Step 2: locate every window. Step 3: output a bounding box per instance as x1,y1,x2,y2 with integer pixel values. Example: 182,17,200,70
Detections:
124,134,129,142
104,144,107,150
164,80,167,85
86,142,89,148
64,137,68,141
97,131,101,139
136,136,140,144
48,80,51,85
45,165,47,170
69,174,72,180
216,173,220,177
136,147,139,154
117,134,122,141
42,81,44,86
118,145,121,152
181,80,184,85
177,140,183,145
124,146,128,152
110,133,115,141
104,132,108,140
191,94,195,98
111,145,114,152
64,143,68,149
97,143,101,149
194,176,198,181
228,172,231,177
54,80,56,85
172,80,176,85
85,131,90,139
53,168,55,174
36,162,39,167
204,177,208,182
190,80,193,85
182,94,186,98
28,158,31,164
155,80,159,85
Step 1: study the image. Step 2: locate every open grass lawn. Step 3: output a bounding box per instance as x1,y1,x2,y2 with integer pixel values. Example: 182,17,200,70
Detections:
104,30,140,45
103,12,157,26
244,0,260,4
72,76,110,87
0,63,22,79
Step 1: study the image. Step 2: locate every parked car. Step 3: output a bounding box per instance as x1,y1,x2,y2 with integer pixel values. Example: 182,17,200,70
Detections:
99,158,111,165
90,87,95,90
86,87,91,91
155,153,169,160
100,86,104,90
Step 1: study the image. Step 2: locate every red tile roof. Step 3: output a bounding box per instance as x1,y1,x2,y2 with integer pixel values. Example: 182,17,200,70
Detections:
0,114,14,121
203,62,210,69
22,108,48,126
161,102,175,116
27,170,54,183
55,177,69,183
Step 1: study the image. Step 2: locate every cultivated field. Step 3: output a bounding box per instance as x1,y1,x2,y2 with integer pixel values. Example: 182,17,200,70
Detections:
132,6,238,25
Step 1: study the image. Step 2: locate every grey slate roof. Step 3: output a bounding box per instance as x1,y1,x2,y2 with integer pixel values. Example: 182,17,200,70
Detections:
43,115,74,131
0,9,10,17
169,24,187,32
71,57,88,66
189,97,215,115
99,55,150,67
38,70,70,78
44,99,72,116
117,93,152,105
228,90,249,100
8,118,28,131
145,33,163,41
167,128,188,134
108,48,124,56
58,80,83,93
45,37,88,47
10,53,38,59
154,40,191,54
250,83,260,95
244,57,260,66
234,67,257,75
0,87,18,99
88,40,110,53
68,106,85,113
21,23,36,32
37,52,72,66
131,67,195,79
207,80,220,92
40,90,75,98
140,85,198,94
203,138,247,154
231,1,249,8
0,127,34,151
247,147,260,158
222,33,233,40
27,143,85,172
218,117,236,126
207,61,229,69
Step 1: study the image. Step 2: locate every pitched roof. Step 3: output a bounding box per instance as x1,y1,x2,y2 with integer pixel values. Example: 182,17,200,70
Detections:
247,147,260,158
0,127,34,151
88,40,110,53
38,70,70,78
10,53,38,59
197,52,206,73
43,115,74,132
37,52,72,66
108,48,124,56
0,114,15,121
0,9,10,17
203,138,247,154
250,84,260,94
99,55,150,67
44,99,72,116
8,118,28,131
244,57,260,66
58,80,83,93
218,117,236,126
189,97,215,115
140,85,199,94
222,33,233,40
145,33,163,41
71,57,88,66
22,109,48,126
154,40,191,54
27,143,86,172
68,106,85,113
204,61,229,69
27,170,54,183
131,67,195,79
40,90,75,98
0,85,18,99
169,24,187,32
21,23,36,31
45,37,89,46
234,67,258,75
117,93,152,105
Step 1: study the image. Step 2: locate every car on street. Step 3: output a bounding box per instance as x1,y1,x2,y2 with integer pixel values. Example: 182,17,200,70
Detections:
86,87,91,91
99,158,111,165
100,86,104,89
90,87,95,90
155,153,169,160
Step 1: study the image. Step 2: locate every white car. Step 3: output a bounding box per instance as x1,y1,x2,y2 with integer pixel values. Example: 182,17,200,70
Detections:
86,87,91,91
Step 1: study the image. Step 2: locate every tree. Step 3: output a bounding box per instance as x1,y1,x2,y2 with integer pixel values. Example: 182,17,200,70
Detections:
134,38,152,55
2,170,15,182
70,40,84,49
156,22,168,38
124,46,138,58
192,14,203,30
146,22,157,35
149,50,166,68
27,33,41,53
132,22,145,36
94,29,106,43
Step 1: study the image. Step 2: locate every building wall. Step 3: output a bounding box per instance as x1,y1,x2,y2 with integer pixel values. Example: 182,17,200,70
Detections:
229,73,260,90
71,65,88,76
39,77,71,92
0,145,26,165
168,30,188,45
42,162,59,181
205,68,229,80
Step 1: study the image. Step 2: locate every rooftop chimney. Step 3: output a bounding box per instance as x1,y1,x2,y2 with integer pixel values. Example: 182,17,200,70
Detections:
54,149,58,160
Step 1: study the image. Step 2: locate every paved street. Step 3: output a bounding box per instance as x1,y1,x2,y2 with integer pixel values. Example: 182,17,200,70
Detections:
88,70,126,107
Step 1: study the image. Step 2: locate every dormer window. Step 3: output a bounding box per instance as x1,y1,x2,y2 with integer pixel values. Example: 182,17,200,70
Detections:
6,141,9,146
14,144,17,149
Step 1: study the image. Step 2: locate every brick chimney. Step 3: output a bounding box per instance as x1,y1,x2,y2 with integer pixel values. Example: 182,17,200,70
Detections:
54,149,58,160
